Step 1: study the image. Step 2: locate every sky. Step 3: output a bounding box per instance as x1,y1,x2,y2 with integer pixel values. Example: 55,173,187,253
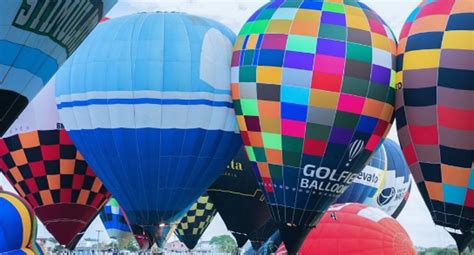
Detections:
0,0,458,249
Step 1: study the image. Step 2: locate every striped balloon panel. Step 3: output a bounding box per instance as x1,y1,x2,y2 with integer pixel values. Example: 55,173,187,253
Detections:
395,0,474,231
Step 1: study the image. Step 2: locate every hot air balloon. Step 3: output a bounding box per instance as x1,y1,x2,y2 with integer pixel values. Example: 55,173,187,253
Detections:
337,138,412,217
231,0,397,252
208,147,273,248
278,203,416,255
100,198,155,250
257,230,282,255
33,242,45,255
0,0,117,136
248,219,278,252
100,198,134,248
131,225,154,251
0,82,110,249
55,12,241,246
175,193,217,250
0,191,39,254
395,0,474,252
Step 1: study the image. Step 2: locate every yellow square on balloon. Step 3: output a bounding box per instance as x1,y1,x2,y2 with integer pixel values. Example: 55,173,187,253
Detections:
403,49,441,70
257,66,282,84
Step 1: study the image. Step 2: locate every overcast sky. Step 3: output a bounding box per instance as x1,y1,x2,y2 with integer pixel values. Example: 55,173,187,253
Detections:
0,0,458,249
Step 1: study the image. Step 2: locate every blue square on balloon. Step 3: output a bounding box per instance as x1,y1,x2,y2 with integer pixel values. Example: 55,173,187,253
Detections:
281,102,307,121
300,1,323,10
357,116,378,134
443,184,467,206
468,172,474,189
258,50,284,67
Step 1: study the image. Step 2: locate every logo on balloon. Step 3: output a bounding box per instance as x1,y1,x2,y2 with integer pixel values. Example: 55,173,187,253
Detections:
301,165,360,195
377,187,396,206
13,0,104,54
346,140,365,167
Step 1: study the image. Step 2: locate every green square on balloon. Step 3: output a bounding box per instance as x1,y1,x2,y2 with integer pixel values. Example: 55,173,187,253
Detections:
249,20,269,34
239,66,256,82
269,164,283,179
243,50,255,65
253,147,267,162
240,99,259,116
282,136,303,153
334,112,359,129
283,151,301,167
306,123,331,140
367,83,389,102
342,77,369,97
257,8,277,20
239,23,253,36
233,100,243,115
262,132,282,150
286,35,318,54
347,42,372,63
281,1,303,8
322,2,345,14
389,70,396,89
245,146,256,161
318,24,347,41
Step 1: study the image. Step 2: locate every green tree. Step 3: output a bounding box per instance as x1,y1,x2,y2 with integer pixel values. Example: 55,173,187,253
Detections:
210,235,238,253
124,236,139,252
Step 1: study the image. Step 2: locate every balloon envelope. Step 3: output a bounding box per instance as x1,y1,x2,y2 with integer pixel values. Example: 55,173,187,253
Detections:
337,138,412,217
231,1,397,251
0,191,38,254
55,12,241,244
395,0,474,251
282,203,416,255
100,198,134,248
175,193,217,250
0,0,116,136
0,82,110,248
208,146,273,248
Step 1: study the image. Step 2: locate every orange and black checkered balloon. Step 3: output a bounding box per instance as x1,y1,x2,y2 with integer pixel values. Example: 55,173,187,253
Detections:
0,129,110,249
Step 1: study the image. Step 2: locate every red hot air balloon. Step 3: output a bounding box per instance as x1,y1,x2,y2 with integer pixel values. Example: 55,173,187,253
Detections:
0,81,110,248
277,203,416,255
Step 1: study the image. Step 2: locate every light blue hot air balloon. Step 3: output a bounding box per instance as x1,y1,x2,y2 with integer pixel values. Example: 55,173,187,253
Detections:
55,13,241,247
336,138,412,218
0,0,116,136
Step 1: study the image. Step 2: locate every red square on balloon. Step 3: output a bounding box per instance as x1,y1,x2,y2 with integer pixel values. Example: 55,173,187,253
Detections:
29,161,46,177
303,139,327,157
365,135,381,152
465,189,474,208
409,125,438,145
263,177,274,192
311,71,343,92
402,143,418,165
41,145,60,160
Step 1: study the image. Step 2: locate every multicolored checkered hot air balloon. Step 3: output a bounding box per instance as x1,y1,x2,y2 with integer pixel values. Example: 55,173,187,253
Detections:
395,0,474,252
100,198,134,249
0,0,116,136
55,12,241,247
337,138,412,218
0,191,39,254
231,1,397,252
175,193,217,250
0,81,110,249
